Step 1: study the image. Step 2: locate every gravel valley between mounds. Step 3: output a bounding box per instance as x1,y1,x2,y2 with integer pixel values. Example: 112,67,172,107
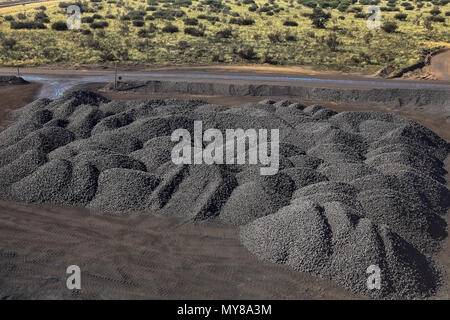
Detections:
0,90,449,299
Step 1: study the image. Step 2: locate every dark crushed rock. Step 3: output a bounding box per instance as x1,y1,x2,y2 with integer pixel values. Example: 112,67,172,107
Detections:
0,91,449,299
0,75,28,85
88,168,159,213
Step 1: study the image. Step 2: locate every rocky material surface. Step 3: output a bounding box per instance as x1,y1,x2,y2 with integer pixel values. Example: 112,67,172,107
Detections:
1,91,449,299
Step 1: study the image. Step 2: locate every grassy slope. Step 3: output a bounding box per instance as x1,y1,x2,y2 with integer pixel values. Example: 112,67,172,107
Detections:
0,0,448,73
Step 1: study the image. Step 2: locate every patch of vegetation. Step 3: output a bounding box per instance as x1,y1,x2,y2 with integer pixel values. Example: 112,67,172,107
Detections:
184,26,204,36
0,0,448,74
381,21,398,33
51,21,68,31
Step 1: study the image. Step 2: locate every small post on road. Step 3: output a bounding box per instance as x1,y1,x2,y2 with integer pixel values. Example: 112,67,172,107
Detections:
17,66,20,77
114,62,118,89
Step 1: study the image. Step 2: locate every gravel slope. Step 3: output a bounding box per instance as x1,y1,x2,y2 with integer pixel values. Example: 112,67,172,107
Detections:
1,90,449,299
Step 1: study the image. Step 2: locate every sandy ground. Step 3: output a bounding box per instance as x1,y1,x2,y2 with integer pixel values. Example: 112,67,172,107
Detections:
430,50,450,82
0,82,449,299
0,82,41,131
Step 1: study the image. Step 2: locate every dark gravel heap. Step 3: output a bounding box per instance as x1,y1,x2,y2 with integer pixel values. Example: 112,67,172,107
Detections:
1,91,449,299
0,75,28,86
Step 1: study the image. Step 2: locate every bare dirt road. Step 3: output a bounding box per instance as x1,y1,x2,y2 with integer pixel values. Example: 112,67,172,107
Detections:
1,65,449,100
430,49,450,82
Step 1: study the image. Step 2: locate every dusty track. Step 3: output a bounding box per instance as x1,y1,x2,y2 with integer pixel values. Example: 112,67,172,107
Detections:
430,49,450,82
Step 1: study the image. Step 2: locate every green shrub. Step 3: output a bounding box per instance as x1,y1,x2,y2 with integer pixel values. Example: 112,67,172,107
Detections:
283,20,298,26
51,21,68,31
215,28,232,39
153,9,185,20
162,23,179,33
11,20,46,29
133,20,145,27
285,34,297,41
430,7,441,15
90,21,109,29
428,15,445,22
394,13,408,20
1,37,17,50
184,18,198,25
234,46,258,60
82,17,95,23
197,14,219,22
309,7,331,28
381,21,398,33
229,17,254,25
326,32,340,51
34,11,49,23
184,27,204,37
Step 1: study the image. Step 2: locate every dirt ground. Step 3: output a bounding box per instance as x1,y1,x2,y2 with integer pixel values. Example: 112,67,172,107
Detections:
430,50,450,82
0,82,41,131
0,82,449,299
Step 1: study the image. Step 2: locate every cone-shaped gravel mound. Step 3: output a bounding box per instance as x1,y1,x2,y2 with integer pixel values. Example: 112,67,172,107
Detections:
1,91,449,299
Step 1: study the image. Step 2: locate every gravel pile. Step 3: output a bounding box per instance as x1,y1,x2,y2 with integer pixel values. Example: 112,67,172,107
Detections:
0,75,28,85
1,91,449,299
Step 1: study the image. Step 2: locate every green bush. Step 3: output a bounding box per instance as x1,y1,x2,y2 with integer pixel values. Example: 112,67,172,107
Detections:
1,38,17,50
51,21,68,31
34,11,49,23
133,20,145,27
234,46,258,60
11,20,46,29
285,34,297,41
309,7,331,28
162,23,179,33
428,16,445,22
215,28,232,39
90,21,109,29
229,17,255,25
394,13,408,20
82,17,95,23
184,18,198,25
283,20,298,26
429,7,441,16
197,14,219,22
153,10,185,20
381,21,398,33
184,27,204,37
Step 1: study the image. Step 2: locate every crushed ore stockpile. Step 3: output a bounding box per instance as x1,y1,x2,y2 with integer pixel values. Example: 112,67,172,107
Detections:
1,90,450,299
0,76,28,86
